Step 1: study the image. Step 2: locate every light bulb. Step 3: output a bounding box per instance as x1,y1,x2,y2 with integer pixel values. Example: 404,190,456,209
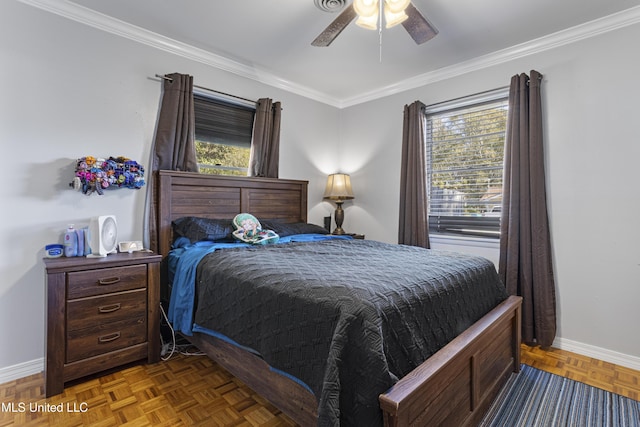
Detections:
356,11,379,30
384,6,408,28
384,0,410,14
353,0,378,17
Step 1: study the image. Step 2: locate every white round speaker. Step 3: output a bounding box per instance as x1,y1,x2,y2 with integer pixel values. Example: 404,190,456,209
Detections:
87,215,118,257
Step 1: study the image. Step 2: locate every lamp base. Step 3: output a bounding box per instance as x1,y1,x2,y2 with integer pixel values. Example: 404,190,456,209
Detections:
332,201,346,235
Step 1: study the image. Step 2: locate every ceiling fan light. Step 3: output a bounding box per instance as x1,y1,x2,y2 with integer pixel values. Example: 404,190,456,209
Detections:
353,0,378,18
356,12,379,30
384,7,408,28
384,0,410,14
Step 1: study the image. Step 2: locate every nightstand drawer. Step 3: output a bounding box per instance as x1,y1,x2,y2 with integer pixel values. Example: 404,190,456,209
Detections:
67,289,147,332
66,317,147,363
67,264,147,299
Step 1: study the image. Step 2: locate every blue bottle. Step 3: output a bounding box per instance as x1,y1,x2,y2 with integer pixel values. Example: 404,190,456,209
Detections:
82,226,91,256
64,225,78,257
75,228,85,257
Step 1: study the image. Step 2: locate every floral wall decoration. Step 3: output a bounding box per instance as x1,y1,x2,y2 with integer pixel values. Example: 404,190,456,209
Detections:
70,156,145,195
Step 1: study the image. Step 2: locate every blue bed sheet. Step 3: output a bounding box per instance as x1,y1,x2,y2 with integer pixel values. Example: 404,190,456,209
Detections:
167,234,352,336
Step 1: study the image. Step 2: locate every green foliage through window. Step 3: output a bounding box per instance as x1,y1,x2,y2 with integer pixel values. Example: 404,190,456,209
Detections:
425,90,508,237
195,140,250,176
193,92,255,176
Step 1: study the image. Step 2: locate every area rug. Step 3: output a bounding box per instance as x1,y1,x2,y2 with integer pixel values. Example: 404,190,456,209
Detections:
479,365,640,426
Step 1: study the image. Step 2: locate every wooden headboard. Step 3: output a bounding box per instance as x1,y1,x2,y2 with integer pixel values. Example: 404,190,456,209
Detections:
156,170,309,258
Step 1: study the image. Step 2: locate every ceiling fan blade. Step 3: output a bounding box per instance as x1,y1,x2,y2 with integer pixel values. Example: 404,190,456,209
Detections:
402,2,438,45
311,4,357,47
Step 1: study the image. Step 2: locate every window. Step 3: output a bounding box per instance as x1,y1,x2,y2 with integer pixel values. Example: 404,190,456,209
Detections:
425,89,508,238
194,92,255,176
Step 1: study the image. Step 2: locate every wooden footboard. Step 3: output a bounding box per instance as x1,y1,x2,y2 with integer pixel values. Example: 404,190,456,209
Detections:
183,295,520,427
379,295,522,427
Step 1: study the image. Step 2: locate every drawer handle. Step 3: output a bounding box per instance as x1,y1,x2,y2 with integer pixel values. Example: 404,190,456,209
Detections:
98,332,121,343
98,303,121,314
98,277,121,285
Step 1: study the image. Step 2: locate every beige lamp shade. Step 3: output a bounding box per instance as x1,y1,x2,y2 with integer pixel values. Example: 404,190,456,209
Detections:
323,173,355,201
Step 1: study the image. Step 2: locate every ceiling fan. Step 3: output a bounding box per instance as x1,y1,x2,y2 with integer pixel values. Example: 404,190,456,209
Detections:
312,0,438,47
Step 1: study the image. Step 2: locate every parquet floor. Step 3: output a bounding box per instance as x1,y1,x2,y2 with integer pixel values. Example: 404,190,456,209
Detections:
520,343,640,401
1,345,638,426
0,351,296,427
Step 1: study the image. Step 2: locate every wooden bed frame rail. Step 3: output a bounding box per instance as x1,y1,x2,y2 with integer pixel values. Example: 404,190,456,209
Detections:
156,170,522,426
187,332,319,426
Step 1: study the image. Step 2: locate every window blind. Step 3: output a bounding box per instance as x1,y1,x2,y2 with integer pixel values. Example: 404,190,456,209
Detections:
194,94,255,148
425,91,508,237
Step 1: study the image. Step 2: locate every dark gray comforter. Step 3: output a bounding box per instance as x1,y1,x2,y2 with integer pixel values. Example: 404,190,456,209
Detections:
193,239,508,426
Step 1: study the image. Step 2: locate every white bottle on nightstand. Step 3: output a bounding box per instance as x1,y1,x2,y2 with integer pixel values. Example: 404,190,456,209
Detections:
64,224,78,257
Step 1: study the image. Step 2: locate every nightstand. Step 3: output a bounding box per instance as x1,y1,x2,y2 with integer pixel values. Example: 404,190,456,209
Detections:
346,233,365,239
43,251,162,397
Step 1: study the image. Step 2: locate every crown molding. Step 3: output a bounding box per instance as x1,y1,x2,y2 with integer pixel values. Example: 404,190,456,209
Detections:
19,0,640,109
340,5,640,107
18,0,343,107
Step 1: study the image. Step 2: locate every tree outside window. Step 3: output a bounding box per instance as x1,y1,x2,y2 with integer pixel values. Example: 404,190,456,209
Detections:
425,90,508,237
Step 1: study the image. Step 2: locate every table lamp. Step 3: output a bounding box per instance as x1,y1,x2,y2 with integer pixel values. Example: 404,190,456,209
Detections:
323,173,354,235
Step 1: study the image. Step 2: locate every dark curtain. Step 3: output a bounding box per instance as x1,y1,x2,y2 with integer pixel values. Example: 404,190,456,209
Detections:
499,70,556,347
145,73,199,253
151,73,199,171
249,98,281,178
398,101,430,248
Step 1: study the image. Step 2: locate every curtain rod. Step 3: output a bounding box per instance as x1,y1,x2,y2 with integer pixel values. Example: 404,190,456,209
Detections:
154,74,256,104
425,86,509,110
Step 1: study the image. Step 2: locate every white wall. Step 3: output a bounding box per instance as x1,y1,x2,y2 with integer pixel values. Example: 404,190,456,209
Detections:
0,1,339,378
340,23,640,362
2,0,639,380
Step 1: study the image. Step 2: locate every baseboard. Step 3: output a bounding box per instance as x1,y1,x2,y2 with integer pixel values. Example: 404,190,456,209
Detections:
553,337,640,372
0,358,43,384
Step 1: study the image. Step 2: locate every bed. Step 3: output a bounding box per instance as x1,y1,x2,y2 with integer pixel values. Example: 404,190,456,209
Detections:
155,170,522,426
